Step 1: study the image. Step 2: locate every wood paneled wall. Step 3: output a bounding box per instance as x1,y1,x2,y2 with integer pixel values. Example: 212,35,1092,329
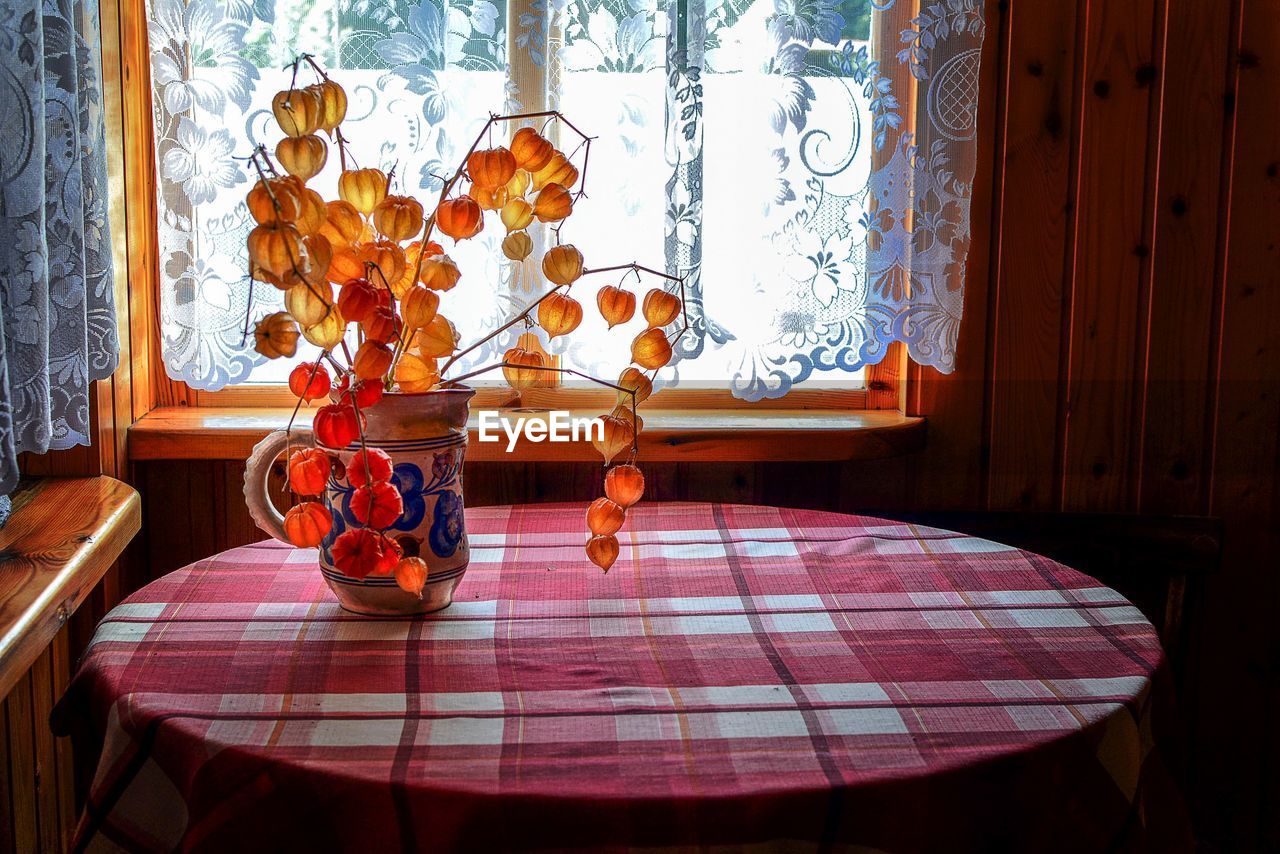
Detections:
106,0,1280,849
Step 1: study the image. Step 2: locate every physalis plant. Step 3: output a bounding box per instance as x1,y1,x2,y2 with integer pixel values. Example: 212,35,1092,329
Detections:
248,57,686,585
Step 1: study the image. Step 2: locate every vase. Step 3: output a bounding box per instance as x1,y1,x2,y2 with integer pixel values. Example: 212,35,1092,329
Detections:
243,386,475,616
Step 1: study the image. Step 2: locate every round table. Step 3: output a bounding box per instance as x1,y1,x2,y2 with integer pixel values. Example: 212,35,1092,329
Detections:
56,503,1179,852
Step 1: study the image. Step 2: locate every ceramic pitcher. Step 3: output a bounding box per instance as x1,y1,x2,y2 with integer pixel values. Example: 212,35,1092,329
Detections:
243,387,475,615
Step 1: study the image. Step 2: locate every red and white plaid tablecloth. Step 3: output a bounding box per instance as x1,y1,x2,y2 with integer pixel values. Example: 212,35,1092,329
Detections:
55,503,1188,852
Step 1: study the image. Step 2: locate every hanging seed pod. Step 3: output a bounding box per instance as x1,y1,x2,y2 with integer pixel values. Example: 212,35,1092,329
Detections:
420,254,462,291
319,200,364,248
400,285,440,329
395,556,429,596
328,245,366,283
281,233,332,289
247,176,303,225
313,403,361,448
532,152,579,190
361,305,401,345
347,447,394,487
502,231,533,261
643,288,681,328
394,353,440,393
605,464,645,508
502,347,544,390
331,529,401,579
533,183,573,222
288,362,331,402
287,448,332,496
501,198,534,232
511,127,555,172
338,168,389,215
609,403,643,436
351,481,404,529
597,286,636,328
272,87,323,137
436,197,484,240
291,187,327,236
593,415,634,464
302,305,347,350
468,184,508,211
353,341,393,380
373,194,425,242
313,78,348,133
586,534,620,572
362,240,407,289
542,244,584,285
337,277,379,323
284,281,334,327
248,223,303,279
276,134,328,182
253,311,300,359
505,169,531,200
467,147,518,189
283,501,332,548
537,292,583,338
631,328,673,370
616,367,653,405
414,314,458,358
346,378,383,410
586,497,625,536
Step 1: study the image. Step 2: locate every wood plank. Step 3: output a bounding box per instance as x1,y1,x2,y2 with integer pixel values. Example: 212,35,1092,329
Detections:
128,406,927,463
985,0,1079,510
28,650,58,854
1059,0,1158,512
0,479,141,702
49,628,76,852
4,676,36,854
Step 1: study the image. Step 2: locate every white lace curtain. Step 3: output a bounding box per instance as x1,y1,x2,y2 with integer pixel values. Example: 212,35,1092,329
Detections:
0,0,119,495
148,0,985,399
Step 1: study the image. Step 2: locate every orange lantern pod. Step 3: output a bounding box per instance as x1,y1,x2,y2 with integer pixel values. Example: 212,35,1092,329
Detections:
248,223,303,279
285,281,334,327
420,254,462,292
435,197,483,240
532,152,579,191
288,448,332,496
501,198,534,232
283,501,332,548
467,147,517,189
247,176,302,225
328,245,366,283
362,240,407,289
610,403,643,436
292,187,327,236
533,183,573,222
331,529,401,579
361,305,401,345
631,328,673,370
373,194,425,242
467,184,508,211
338,168,389,215
415,314,458,358
351,481,404,529
505,169,531,200
394,557,429,596
586,534,620,572
253,311,300,359
643,288,681,328
586,497,625,536
593,415,634,464
319,200,364,248
337,277,379,323
502,231,533,261
501,347,544,390
400,285,440,329
347,447,393,487
276,134,327,182
394,353,440,393
616,366,653,405
542,244,584,285
605,464,645,508
272,87,323,137
511,127,555,172
353,341,393,380
537,292,583,338
597,286,636,328
251,264,288,290
282,233,332,289
288,361,331,401
313,403,362,448
302,305,347,350
313,78,348,133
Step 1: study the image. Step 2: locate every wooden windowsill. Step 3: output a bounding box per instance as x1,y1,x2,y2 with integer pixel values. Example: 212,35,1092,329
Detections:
128,407,926,463
0,477,141,700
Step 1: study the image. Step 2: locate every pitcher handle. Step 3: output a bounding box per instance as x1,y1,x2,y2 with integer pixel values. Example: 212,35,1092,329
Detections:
243,428,309,543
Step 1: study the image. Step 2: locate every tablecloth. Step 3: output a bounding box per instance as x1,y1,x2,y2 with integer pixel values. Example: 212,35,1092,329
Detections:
54,502,1187,852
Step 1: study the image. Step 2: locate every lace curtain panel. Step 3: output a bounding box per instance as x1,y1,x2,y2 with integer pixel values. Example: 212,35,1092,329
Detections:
149,0,985,400
0,0,119,494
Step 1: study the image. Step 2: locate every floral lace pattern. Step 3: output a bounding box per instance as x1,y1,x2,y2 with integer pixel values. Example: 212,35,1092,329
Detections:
0,0,119,493
151,0,984,399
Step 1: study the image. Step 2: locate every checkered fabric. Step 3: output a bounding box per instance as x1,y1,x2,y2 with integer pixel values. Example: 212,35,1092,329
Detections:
54,503,1186,853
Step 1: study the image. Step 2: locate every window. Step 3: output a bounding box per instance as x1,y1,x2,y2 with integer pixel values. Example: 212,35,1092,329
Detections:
146,0,984,402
